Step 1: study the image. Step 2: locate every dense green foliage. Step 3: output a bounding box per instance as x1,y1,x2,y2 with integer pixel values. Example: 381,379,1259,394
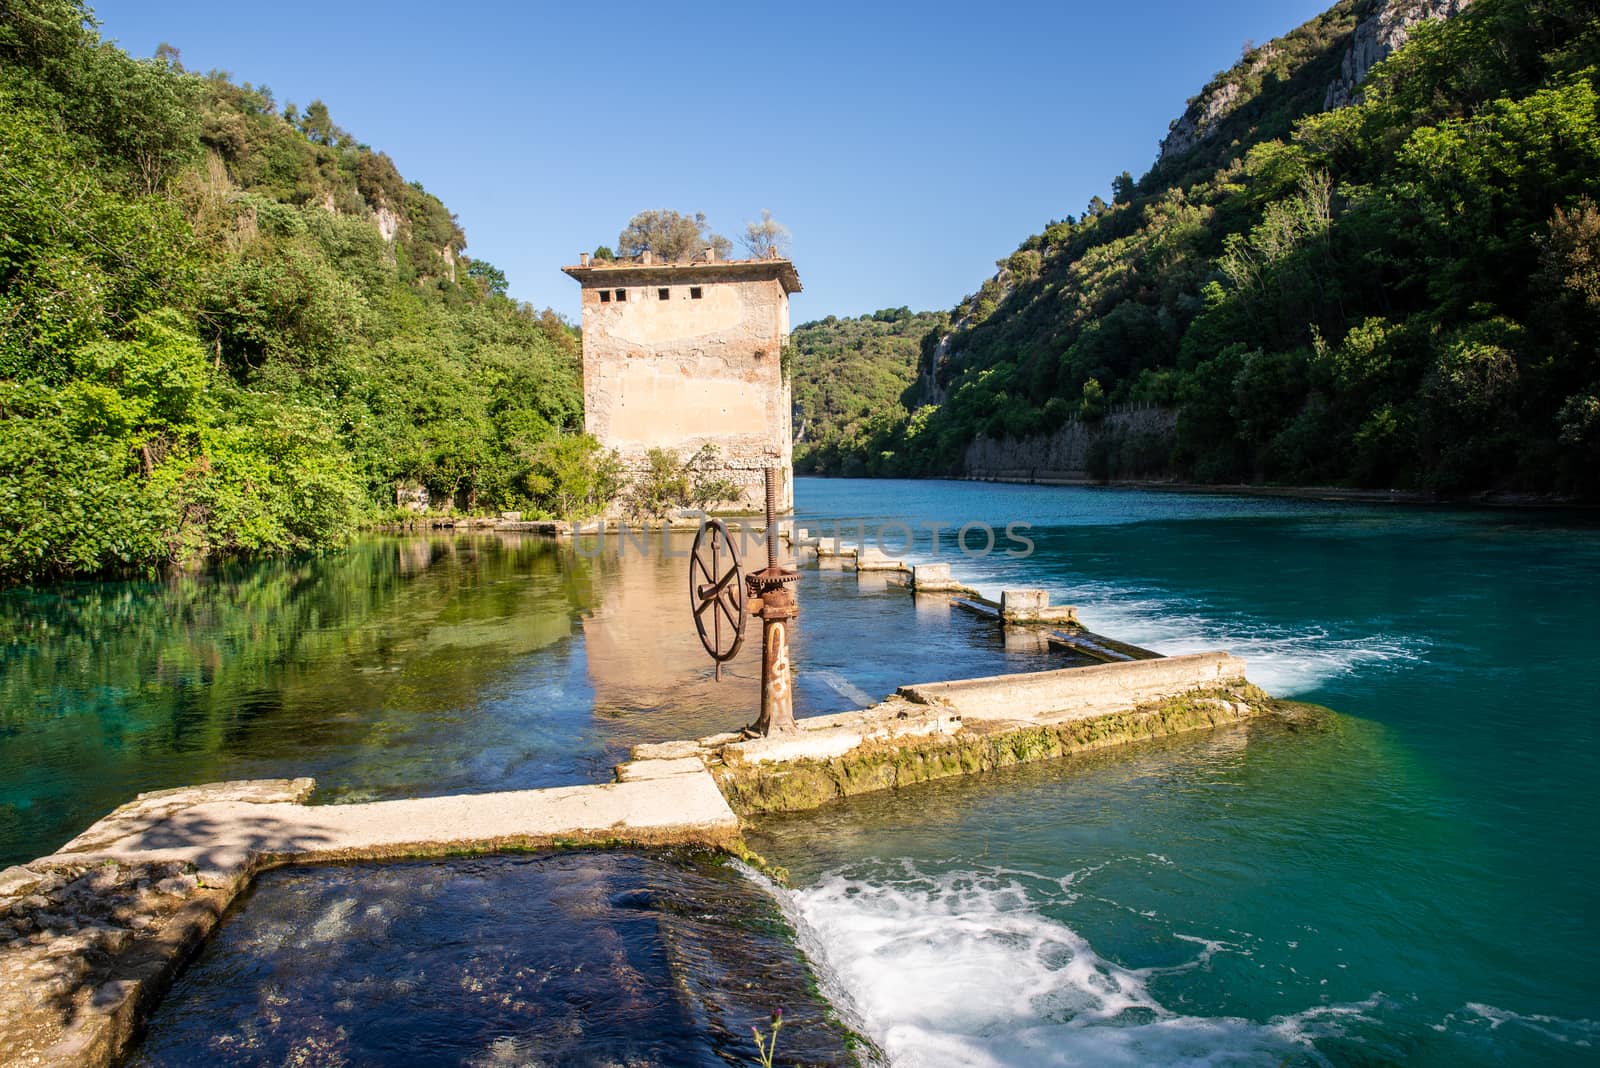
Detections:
788,308,948,476
0,0,591,582
823,0,1600,497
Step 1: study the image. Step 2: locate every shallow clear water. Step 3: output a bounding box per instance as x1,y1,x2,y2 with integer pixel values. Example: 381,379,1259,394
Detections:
0,527,1064,864
7,478,1598,1066
748,479,1600,1066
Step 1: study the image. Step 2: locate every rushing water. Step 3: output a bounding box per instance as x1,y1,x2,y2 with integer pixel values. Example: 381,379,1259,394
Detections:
744,479,1599,1066
5,479,1597,1065
130,851,857,1066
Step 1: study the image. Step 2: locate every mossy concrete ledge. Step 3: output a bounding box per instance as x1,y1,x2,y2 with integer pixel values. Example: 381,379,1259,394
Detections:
0,770,738,1068
621,651,1275,816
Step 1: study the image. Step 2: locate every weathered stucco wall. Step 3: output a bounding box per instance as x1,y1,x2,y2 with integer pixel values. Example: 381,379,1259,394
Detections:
568,261,799,511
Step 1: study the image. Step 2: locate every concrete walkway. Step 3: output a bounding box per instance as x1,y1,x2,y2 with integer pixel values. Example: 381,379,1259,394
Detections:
52,767,739,885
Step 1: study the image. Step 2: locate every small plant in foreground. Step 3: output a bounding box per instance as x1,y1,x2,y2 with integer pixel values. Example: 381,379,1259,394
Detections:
752,1007,783,1067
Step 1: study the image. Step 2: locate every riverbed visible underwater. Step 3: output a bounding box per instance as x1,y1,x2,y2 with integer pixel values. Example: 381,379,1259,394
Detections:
3,478,1595,1065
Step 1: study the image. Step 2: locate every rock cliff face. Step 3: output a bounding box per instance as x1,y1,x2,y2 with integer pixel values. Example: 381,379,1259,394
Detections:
1324,0,1472,108
1158,55,1264,163
962,407,1178,483
374,203,400,243
1156,0,1469,166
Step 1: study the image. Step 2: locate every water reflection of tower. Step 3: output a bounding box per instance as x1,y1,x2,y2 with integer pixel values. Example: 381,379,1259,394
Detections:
578,531,761,739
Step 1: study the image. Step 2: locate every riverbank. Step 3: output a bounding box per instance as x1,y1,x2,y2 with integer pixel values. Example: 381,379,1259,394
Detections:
790,468,1595,510
955,475,1595,511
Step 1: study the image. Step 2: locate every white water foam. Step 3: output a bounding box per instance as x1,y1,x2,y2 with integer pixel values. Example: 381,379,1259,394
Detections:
751,863,1381,1067
1056,582,1429,697
898,548,1428,696
1448,1003,1598,1047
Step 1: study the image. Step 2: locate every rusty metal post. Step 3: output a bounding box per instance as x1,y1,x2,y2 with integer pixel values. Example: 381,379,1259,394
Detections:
746,467,799,736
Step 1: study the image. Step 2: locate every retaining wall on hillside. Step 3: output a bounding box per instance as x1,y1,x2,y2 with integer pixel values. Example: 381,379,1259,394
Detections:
962,406,1177,482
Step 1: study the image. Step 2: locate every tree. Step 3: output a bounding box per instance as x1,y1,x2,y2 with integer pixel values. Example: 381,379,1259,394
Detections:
591,244,614,261
740,209,791,258
616,210,731,262
1111,171,1135,205
298,99,349,147
465,259,508,298
525,435,624,521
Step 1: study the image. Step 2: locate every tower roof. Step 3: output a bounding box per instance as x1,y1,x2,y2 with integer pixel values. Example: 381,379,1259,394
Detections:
562,256,801,294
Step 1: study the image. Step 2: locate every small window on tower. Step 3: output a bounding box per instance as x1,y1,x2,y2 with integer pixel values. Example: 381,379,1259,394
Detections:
598,290,610,303
658,288,670,300
615,289,627,302
690,287,703,300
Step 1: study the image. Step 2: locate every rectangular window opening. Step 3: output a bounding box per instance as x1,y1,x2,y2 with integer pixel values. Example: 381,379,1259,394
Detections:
690,286,703,299
615,289,627,302
598,290,610,303
658,288,670,300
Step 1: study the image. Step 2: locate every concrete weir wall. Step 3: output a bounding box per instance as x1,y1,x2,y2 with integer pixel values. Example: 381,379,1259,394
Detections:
623,652,1271,816
902,652,1248,723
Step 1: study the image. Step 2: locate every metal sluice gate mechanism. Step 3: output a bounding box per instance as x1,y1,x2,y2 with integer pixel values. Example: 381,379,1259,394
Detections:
688,467,798,736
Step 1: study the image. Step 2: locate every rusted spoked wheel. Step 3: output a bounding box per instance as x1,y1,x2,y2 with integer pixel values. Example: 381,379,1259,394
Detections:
690,518,747,671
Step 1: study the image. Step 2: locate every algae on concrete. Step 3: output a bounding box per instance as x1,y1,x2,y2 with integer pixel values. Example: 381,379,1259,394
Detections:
714,686,1279,816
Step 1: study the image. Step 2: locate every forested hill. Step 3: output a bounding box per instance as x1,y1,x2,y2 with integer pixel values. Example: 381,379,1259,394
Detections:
826,0,1600,498
788,308,948,476
1,0,585,583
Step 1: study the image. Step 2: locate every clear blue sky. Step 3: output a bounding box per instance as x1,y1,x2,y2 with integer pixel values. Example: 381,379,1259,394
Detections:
92,0,1331,323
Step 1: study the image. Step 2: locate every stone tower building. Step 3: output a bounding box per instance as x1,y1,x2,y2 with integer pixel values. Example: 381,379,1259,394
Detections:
562,251,801,512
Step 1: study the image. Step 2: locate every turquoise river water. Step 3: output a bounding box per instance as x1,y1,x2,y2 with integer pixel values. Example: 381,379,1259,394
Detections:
2,478,1596,1065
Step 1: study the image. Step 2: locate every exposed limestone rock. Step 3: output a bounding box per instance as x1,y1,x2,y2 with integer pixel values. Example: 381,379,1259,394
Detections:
1159,79,1245,162
918,332,954,406
0,856,222,1068
1157,0,1469,165
374,203,400,243
1325,0,1472,109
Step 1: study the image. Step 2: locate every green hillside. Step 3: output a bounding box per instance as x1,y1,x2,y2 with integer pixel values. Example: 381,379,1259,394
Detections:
822,0,1600,498
1,0,586,582
788,308,948,476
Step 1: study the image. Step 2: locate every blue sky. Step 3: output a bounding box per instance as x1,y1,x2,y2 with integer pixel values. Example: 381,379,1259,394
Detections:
92,1,1331,323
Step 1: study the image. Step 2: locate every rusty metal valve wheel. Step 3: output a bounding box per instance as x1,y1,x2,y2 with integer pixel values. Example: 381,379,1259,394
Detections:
690,518,747,674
